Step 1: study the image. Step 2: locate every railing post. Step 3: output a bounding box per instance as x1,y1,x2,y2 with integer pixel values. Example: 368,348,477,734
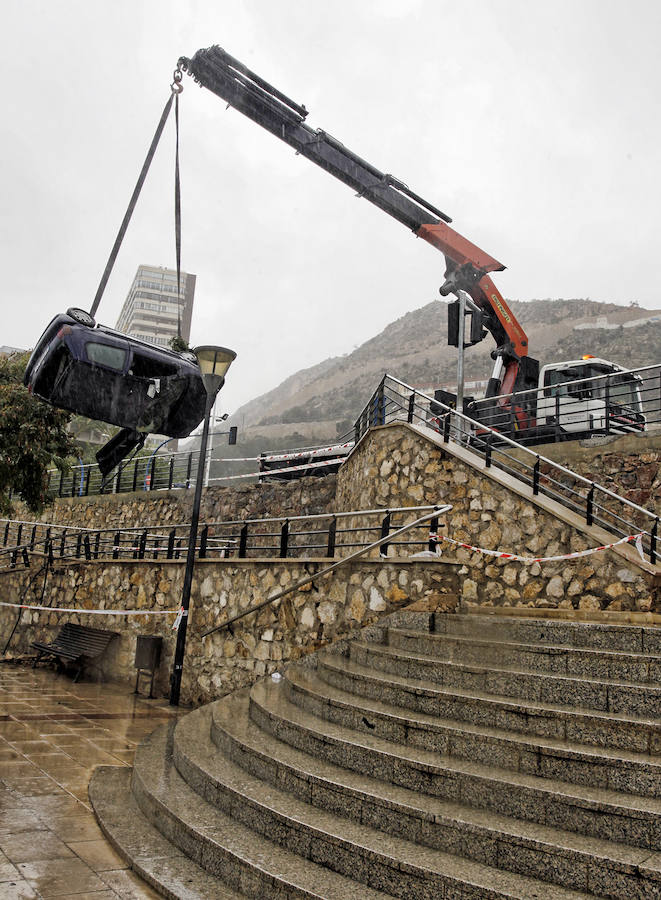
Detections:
380,511,391,557
605,378,610,434
70,471,76,497
83,535,91,561
326,516,337,557
407,393,415,423
651,518,658,566
16,524,23,548
75,533,83,559
167,529,176,559
586,483,595,527
30,525,37,551
112,531,121,560
186,452,193,489
280,520,290,558
58,470,64,498
85,466,92,496
3,522,9,546
485,434,492,468
94,531,101,559
354,420,361,446
443,414,451,443
428,515,439,553
59,529,66,557
138,531,147,560
199,525,208,559
168,455,175,490
132,460,139,493
239,523,248,558
533,456,540,496
115,464,123,494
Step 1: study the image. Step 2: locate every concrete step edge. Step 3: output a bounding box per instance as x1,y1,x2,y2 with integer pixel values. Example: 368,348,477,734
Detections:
173,704,602,898
318,653,661,754
88,765,242,900
131,724,392,900
199,691,661,868
285,665,661,796
249,677,661,826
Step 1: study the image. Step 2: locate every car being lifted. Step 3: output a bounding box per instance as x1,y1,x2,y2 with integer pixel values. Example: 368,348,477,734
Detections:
24,308,207,475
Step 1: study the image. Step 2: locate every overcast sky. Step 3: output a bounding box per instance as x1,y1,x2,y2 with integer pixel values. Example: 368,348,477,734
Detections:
3,0,660,412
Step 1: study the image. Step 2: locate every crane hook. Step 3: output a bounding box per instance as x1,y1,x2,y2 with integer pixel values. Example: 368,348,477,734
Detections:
171,64,184,94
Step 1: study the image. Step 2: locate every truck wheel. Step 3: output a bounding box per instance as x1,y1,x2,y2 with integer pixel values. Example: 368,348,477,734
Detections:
66,308,96,328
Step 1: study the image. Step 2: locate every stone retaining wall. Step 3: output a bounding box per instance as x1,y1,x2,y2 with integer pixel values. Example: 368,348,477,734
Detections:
335,426,658,614
1,556,458,705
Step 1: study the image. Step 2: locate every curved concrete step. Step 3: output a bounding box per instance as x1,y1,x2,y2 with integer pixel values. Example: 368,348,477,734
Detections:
249,676,661,859
388,628,661,684
285,664,661,802
176,701,595,899
434,615,661,654
202,687,661,897
131,722,394,900
317,653,661,755
89,765,241,900
349,640,661,716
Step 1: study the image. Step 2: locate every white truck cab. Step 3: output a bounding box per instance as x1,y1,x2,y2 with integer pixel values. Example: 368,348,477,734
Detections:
536,356,646,439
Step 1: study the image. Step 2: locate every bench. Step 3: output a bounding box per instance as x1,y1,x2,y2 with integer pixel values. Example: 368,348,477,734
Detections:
31,623,119,682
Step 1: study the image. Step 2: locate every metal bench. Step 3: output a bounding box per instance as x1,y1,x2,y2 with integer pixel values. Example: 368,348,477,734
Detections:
31,623,119,682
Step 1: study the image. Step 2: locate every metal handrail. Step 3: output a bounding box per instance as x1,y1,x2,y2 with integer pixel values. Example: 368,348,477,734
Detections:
201,504,451,638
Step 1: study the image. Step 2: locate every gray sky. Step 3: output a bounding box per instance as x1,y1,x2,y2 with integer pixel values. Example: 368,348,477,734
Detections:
3,0,660,412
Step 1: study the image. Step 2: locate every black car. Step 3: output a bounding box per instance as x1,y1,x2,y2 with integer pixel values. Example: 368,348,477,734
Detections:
25,308,207,474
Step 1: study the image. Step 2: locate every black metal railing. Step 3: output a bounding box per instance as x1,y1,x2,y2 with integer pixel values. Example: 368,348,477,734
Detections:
0,504,447,573
47,450,203,500
353,374,660,565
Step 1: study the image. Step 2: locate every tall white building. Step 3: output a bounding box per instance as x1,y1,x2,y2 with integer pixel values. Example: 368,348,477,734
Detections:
115,265,196,347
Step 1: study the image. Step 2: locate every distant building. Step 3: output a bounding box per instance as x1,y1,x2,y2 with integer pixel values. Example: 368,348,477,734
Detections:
0,345,25,357
115,265,196,347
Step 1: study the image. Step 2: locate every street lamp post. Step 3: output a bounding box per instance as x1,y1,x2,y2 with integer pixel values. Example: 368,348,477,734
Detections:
169,345,236,707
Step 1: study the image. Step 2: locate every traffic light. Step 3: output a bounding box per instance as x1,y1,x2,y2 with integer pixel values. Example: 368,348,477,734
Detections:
447,301,487,348
447,300,460,347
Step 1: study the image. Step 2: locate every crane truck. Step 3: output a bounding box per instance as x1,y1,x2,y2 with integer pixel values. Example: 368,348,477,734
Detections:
180,46,645,446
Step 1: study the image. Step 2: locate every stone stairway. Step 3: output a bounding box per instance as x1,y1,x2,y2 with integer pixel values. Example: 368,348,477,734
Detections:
90,610,661,898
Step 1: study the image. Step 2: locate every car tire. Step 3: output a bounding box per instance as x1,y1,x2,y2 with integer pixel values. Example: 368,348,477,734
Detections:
66,307,96,328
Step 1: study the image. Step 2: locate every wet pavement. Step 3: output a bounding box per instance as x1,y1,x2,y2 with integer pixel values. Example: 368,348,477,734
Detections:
0,663,182,898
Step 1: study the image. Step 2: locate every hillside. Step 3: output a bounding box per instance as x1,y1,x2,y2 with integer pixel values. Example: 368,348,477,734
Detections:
225,298,661,449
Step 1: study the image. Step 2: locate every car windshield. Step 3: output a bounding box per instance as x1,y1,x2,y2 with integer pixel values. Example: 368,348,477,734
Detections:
545,365,642,410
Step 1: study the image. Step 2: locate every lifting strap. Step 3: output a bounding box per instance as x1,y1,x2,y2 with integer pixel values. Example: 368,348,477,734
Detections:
89,66,184,320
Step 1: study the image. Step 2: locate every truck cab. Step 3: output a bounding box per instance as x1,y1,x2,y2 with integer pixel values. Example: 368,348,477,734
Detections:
535,357,645,440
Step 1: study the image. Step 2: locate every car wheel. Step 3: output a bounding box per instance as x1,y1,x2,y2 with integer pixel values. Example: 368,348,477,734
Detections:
66,307,96,328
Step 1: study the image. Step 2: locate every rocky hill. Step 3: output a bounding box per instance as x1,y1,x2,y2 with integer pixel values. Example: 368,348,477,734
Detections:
225,299,661,451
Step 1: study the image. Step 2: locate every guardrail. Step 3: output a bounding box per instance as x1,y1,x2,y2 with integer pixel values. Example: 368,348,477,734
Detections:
0,505,447,573
353,374,659,565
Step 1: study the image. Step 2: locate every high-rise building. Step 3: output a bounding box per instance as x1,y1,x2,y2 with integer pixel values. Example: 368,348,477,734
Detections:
115,265,196,347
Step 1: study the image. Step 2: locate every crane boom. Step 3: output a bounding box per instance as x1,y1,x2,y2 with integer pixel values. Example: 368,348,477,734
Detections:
180,45,534,396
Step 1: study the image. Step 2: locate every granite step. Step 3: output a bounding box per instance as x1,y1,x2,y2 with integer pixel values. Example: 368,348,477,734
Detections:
202,686,661,896
249,675,661,858
433,614,661,654
388,628,661,684
348,640,661,716
89,765,242,900
131,722,394,900
284,664,661,801
175,701,596,899
317,652,661,755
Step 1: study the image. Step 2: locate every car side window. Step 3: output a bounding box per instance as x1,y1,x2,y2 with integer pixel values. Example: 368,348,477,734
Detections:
86,342,127,371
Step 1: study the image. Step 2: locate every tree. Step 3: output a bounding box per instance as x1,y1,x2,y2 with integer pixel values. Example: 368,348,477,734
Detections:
0,352,79,515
